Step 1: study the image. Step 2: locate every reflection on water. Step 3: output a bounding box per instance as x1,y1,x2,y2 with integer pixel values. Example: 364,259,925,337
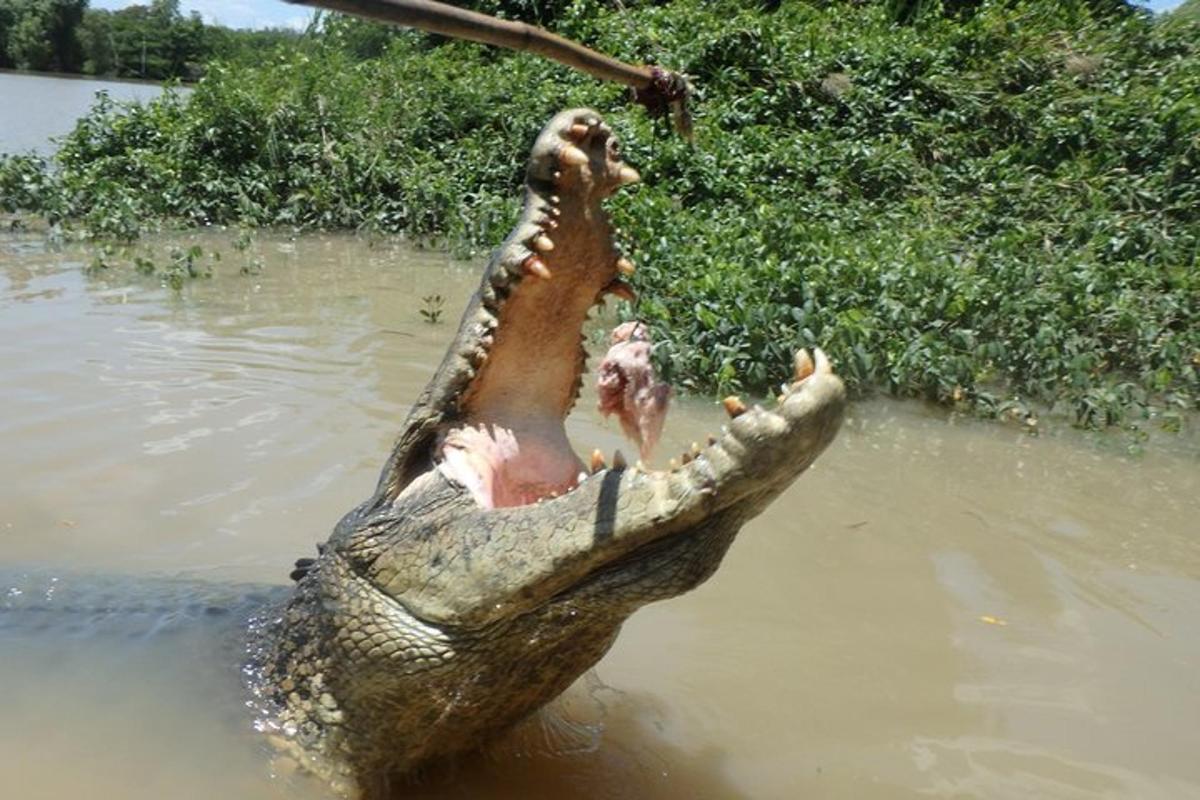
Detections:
1,229,1198,799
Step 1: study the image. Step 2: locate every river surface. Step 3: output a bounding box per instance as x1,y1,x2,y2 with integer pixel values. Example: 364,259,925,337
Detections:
0,71,178,157
1,229,1198,799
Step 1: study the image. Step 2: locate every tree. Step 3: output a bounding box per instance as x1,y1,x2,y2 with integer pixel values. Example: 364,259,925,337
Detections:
79,8,114,74
2,0,85,72
0,1,16,69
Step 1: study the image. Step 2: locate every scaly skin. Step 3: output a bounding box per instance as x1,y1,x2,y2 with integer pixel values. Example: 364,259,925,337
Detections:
250,109,846,796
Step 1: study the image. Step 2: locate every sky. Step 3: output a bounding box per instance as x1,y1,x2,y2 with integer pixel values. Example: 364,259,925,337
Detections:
91,0,317,30
90,0,1189,31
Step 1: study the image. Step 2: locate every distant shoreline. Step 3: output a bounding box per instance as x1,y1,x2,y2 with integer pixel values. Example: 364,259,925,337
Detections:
0,68,192,88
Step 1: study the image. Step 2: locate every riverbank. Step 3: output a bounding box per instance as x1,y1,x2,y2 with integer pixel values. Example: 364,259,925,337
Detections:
1,0,1196,429
0,67,183,86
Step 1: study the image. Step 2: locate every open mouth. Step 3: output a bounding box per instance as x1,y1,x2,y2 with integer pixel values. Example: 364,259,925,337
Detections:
404,109,834,512
266,109,847,790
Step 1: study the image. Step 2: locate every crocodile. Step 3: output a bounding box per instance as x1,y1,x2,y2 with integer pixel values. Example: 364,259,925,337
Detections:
247,108,847,795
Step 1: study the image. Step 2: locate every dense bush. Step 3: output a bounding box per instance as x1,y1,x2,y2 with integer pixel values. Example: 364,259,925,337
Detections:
1,0,1196,428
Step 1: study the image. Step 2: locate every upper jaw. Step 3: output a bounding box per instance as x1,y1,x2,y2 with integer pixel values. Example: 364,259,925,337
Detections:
375,109,642,506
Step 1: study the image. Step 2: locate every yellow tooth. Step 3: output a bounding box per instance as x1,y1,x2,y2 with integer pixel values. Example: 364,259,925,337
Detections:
560,145,589,167
669,458,679,470
590,448,606,473
604,279,636,303
618,165,641,185
568,123,590,141
722,396,747,418
615,256,636,276
523,256,552,280
794,349,815,382
691,442,702,456
533,234,555,253
612,449,627,469
814,347,832,375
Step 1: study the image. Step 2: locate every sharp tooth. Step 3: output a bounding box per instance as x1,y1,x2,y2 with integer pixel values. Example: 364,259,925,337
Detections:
543,218,559,230
615,256,636,276
533,234,555,253
576,471,588,485
794,349,815,382
691,442,702,456
612,449,627,469
560,145,589,167
618,165,641,186
523,256,552,280
814,347,832,375
603,279,636,303
636,459,648,472
590,449,606,473
568,123,590,141
669,458,679,470
722,396,747,418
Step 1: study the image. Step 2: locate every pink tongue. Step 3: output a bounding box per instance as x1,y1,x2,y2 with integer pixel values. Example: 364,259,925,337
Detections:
596,322,671,459
440,424,580,509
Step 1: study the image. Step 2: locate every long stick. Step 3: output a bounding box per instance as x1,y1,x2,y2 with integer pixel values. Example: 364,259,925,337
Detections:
284,0,692,134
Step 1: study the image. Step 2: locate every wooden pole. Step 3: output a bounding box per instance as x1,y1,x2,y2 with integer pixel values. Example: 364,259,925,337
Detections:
285,0,692,135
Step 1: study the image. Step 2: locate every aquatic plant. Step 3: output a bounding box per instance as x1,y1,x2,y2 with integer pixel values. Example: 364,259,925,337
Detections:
0,0,1196,428
420,294,446,324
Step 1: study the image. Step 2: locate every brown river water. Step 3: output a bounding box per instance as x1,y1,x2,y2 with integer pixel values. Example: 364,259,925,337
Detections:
1,229,1198,800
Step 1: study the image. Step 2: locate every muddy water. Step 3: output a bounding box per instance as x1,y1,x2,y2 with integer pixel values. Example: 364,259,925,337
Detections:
1,230,1198,800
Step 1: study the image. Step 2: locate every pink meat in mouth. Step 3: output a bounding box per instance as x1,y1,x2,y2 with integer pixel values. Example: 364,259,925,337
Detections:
596,321,672,460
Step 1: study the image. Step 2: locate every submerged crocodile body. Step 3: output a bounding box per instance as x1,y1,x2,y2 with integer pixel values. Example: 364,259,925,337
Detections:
247,109,846,795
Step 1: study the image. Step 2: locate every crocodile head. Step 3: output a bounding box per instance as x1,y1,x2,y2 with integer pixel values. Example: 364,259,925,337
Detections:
257,109,846,793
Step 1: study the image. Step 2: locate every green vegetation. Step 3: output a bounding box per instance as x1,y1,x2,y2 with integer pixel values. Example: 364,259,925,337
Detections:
0,0,298,79
1173,0,1200,21
1,0,1197,429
